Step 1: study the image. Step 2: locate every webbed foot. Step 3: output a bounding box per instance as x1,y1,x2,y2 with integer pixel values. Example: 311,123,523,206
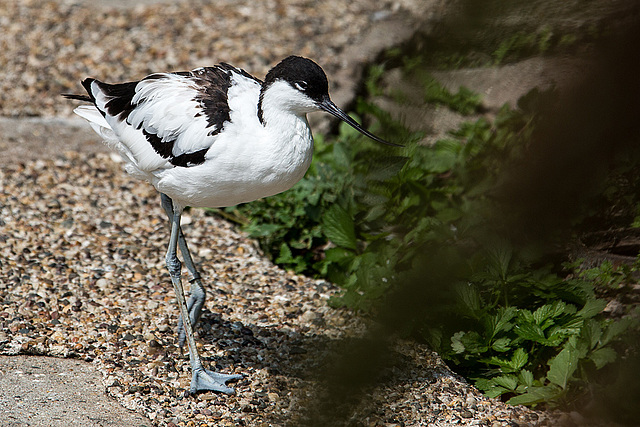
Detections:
190,368,243,395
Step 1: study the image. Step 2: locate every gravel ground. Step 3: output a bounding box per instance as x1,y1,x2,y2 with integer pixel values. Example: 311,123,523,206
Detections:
0,153,550,426
0,0,438,118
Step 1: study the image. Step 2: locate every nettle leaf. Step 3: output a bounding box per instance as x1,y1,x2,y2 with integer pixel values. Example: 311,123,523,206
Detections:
507,385,562,406
456,283,483,319
510,348,529,370
577,298,607,318
493,375,518,390
518,309,535,325
483,355,513,371
489,306,517,338
424,140,459,173
322,204,357,250
589,347,617,369
487,245,514,280
543,329,571,347
547,344,580,389
324,247,355,263
275,243,293,264
492,337,512,352
452,331,487,355
365,155,408,182
518,369,534,388
533,301,566,325
475,379,509,399
246,222,281,238
451,331,466,354
436,207,463,222
462,331,489,354
601,318,633,346
553,316,585,336
514,321,547,343
580,319,603,350
474,378,493,391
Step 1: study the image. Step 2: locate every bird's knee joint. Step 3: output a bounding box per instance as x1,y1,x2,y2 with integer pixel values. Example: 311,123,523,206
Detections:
166,256,182,277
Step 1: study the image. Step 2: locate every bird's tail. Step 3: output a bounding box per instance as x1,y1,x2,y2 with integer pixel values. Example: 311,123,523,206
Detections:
73,105,112,136
62,93,93,102
71,105,137,167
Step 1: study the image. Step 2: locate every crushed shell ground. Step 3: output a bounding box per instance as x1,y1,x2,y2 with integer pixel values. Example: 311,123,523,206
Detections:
0,153,549,426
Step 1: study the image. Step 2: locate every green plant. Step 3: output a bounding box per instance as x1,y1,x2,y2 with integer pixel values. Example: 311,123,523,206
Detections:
390,57,483,115
446,247,633,406
577,260,634,291
207,60,636,408
418,74,482,115
492,26,554,64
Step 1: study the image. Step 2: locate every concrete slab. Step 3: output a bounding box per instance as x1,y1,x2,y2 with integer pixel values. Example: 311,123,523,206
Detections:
0,355,151,427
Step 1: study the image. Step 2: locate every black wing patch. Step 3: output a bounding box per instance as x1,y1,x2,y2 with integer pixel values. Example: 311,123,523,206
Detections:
191,67,233,136
84,79,138,120
171,149,209,167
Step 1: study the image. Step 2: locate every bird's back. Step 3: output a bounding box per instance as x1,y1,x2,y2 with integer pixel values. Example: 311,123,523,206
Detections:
78,65,263,174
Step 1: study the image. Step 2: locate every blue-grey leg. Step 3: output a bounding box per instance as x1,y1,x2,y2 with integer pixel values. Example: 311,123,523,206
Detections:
160,193,206,347
164,198,242,394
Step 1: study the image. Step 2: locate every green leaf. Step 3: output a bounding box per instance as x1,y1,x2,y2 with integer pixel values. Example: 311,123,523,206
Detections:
324,247,355,262
451,331,466,354
484,385,510,399
533,301,566,325
435,207,463,222
452,331,487,355
589,347,617,369
577,298,607,318
322,204,357,250
493,375,518,390
491,337,512,352
456,283,483,319
365,156,408,181
580,319,603,350
547,344,580,389
245,222,281,237
423,144,457,173
518,369,534,388
510,348,529,370
600,318,632,346
483,355,513,371
475,378,511,399
489,307,517,338
507,385,562,406
514,321,547,343
275,243,293,264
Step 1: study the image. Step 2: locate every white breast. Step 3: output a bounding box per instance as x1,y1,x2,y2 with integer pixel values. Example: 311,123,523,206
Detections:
155,116,313,208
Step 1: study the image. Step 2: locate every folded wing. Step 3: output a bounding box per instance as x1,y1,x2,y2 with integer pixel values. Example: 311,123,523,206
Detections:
83,65,261,171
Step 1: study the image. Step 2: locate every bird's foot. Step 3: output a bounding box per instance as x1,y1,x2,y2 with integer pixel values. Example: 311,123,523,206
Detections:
190,368,243,395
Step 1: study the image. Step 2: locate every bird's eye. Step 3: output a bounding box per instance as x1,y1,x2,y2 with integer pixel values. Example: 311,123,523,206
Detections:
294,81,308,91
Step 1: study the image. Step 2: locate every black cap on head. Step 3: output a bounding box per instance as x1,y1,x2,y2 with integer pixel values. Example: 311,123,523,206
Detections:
264,56,329,103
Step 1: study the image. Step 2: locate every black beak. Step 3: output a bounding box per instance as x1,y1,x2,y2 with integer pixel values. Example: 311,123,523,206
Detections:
318,98,403,147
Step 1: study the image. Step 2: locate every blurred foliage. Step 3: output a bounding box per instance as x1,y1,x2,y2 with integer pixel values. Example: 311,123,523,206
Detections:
208,8,640,413
208,71,637,408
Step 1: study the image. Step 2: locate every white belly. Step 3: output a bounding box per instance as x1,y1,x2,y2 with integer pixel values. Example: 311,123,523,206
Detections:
154,125,314,208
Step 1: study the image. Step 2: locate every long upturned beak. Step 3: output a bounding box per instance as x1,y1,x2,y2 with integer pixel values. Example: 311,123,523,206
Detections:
317,98,404,147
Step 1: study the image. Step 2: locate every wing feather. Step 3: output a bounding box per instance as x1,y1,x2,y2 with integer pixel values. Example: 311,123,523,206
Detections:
84,65,261,170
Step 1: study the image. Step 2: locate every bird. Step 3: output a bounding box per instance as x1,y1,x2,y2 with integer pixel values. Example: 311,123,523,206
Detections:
64,55,400,395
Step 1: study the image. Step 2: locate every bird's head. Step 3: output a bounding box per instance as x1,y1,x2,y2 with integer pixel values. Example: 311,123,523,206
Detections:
259,56,402,147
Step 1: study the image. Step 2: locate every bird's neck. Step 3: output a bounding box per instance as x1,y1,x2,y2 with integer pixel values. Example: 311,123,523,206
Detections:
257,81,316,127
